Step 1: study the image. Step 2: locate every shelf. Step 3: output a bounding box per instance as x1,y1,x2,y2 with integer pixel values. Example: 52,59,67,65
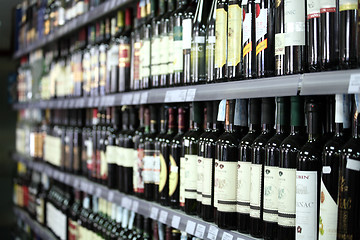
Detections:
13,207,58,240
13,152,257,240
13,0,134,59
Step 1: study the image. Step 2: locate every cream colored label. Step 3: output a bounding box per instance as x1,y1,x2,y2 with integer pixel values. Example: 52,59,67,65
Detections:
215,8,227,68
275,33,285,56
196,156,204,202
263,166,279,223
216,161,238,212
250,164,263,218
202,157,213,206
169,155,178,196
151,37,161,75
227,5,242,66
100,151,107,179
153,153,161,185
185,154,198,199
159,153,167,193
167,34,174,74
278,168,296,227
237,161,251,214
214,159,219,208
180,157,186,206
339,0,358,11
143,153,155,183
140,40,150,78
117,147,124,166
106,146,118,164
122,148,135,168
319,179,338,240
159,35,169,75
284,0,306,46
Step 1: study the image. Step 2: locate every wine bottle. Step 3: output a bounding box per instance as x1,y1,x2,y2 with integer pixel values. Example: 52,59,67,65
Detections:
243,0,256,79
216,99,247,229
319,94,351,240
320,0,339,70
151,0,164,88
118,108,129,192
184,102,204,214
263,97,290,240
169,106,189,208
307,0,321,71
339,0,359,68
132,4,142,90
206,0,216,83
160,107,178,205
237,98,261,233
284,0,306,74
107,108,120,189
215,0,228,81
322,96,336,142
133,106,146,197
227,0,242,80
337,94,360,240
274,0,285,76
100,108,110,185
140,0,152,89
296,98,323,240
201,101,223,222
172,0,188,86
118,9,132,92
256,0,275,77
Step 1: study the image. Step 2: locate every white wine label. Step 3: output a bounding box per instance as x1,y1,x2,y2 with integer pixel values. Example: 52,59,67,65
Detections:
182,19,193,49
122,148,135,167
215,8,227,68
151,37,161,75
116,147,124,166
307,0,321,18
320,0,336,12
296,171,318,240
250,164,263,218
214,159,219,208
227,4,242,67
196,156,204,202
140,39,151,77
159,35,169,75
167,34,174,74
335,94,351,128
100,151,107,178
284,0,306,46
202,157,213,206
237,161,251,214
134,148,144,192
106,146,118,164
278,168,296,227
346,157,360,171
173,26,183,72
159,153,167,192
153,153,161,184
242,12,252,45
180,157,186,206
169,154,178,196
319,179,338,240
263,166,279,223
184,154,198,199
216,161,238,212
339,0,358,11
256,9,268,42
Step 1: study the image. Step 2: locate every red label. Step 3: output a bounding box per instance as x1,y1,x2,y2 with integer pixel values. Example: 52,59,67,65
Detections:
307,13,320,19
320,7,336,13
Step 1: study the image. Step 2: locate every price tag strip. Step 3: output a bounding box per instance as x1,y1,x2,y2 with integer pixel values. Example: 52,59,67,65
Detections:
158,210,168,224
185,220,196,235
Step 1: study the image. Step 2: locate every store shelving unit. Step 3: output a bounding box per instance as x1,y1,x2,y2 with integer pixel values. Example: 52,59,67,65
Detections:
13,152,257,240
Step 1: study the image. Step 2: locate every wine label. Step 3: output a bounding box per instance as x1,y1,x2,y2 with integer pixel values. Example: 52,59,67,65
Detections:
116,147,124,166
237,161,251,214
134,148,145,193
159,153,167,193
202,157,213,206
250,164,263,218
216,161,238,212
215,8,227,68
320,0,336,13
214,159,219,208
169,154,178,196
242,12,252,57
339,0,358,11
256,9,268,42
284,0,306,46
106,146,118,164
196,156,204,202
140,39,150,78
227,4,242,67
119,44,131,68
133,41,141,81
173,26,183,72
159,35,169,75
167,34,174,74
182,19,192,50
335,94,351,128
295,171,318,240
307,0,321,19
179,157,186,206
263,166,279,223
100,150,107,179
184,154,198,199
122,148,135,167
278,168,296,227
319,179,338,240
151,36,161,75
191,36,206,80
143,150,155,183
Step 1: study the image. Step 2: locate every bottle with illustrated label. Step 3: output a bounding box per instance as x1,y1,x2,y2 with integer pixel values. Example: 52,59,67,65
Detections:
133,106,146,197
215,99,247,230
296,98,323,240
184,102,204,215
169,106,188,208
118,107,129,193
215,0,228,81
339,0,359,68
172,0,188,86
274,0,285,75
154,106,168,202
249,97,275,238
227,0,242,80
320,0,339,70
202,101,223,222
263,97,290,240
151,0,164,88
191,0,211,84
337,94,360,240
118,9,132,93
319,94,351,240
284,0,306,74
182,0,198,85
140,0,152,89
206,0,216,83
307,0,321,71
196,102,213,217
160,107,178,205
242,0,257,79
159,0,175,87
131,5,142,90
237,98,261,233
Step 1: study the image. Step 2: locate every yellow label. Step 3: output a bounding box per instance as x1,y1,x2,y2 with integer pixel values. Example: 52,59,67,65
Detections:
276,0,282,8
169,155,178,196
243,42,252,57
339,1,358,11
215,8,227,68
256,39,268,55
159,153,167,193
227,5,242,66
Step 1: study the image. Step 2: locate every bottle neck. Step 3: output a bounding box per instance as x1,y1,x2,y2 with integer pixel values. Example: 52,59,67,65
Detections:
308,111,321,141
276,124,288,134
262,123,273,132
291,125,303,134
249,123,261,132
335,123,343,136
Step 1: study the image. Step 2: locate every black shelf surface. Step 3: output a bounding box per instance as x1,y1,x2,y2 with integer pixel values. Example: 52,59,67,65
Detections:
13,207,58,240
13,0,134,59
13,152,257,240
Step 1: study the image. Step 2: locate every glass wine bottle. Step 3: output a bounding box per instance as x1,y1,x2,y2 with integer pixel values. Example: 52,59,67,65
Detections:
215,0,228,81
